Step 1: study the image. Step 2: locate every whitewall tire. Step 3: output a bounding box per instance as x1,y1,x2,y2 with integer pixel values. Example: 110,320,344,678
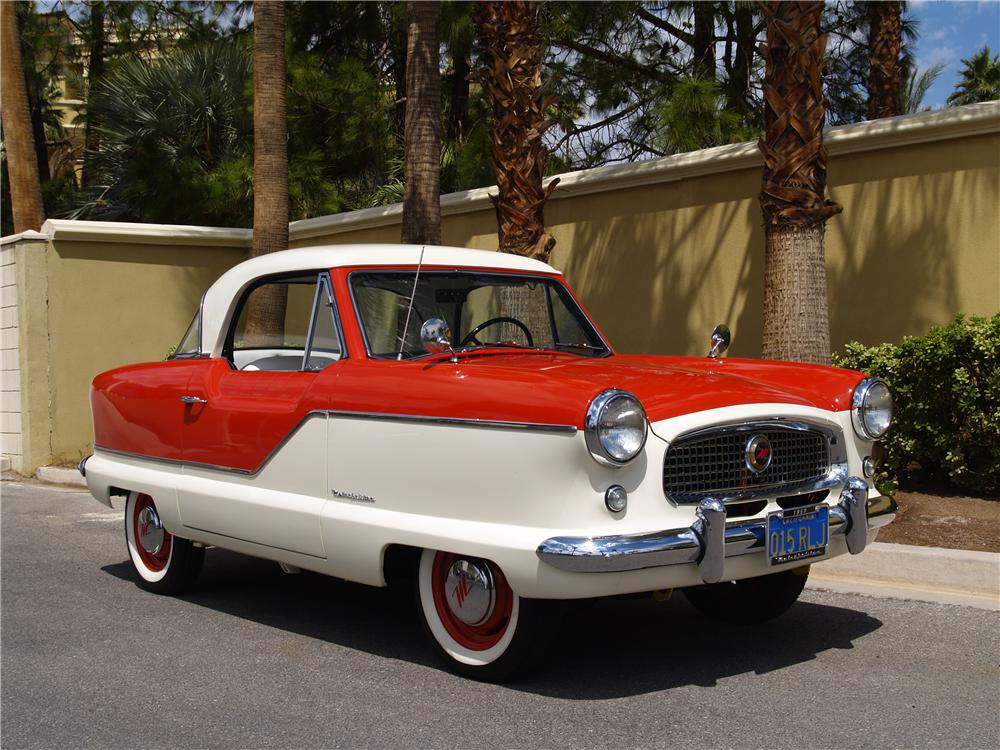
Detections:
416,548,551,681
124,492,204,594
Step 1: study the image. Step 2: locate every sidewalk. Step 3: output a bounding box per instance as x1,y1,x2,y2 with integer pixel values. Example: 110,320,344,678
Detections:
807,542,1000,611
16,466,1000,611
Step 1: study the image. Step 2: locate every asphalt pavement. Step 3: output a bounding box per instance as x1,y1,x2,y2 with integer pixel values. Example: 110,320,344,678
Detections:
2,481,998,750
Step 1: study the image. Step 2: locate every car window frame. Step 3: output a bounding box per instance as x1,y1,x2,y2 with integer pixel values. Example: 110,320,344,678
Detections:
346,268,612,361
222,269,347,372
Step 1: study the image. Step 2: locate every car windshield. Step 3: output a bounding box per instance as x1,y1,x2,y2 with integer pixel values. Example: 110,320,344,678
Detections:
350,271,610,360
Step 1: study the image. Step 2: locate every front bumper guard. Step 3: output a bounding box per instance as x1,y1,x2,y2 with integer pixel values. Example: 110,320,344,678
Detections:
536,477,896,582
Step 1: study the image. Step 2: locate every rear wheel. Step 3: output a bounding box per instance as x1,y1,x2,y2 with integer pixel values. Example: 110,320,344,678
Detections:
682,566,810,624
416,549,551,681
125,492,204,595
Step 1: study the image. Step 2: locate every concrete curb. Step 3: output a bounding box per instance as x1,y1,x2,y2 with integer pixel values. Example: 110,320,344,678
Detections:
808,542,1000,611
36,466,86,487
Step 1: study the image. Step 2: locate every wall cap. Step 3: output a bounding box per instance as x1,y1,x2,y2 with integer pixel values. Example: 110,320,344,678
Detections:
0,230,47,246
38,219,252,247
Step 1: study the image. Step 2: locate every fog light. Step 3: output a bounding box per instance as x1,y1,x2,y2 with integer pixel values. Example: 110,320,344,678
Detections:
605,485,627,513
863,456,875,478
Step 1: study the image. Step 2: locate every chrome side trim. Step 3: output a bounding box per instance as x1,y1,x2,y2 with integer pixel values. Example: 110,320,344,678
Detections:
95,409,577,476
536,478,897,576
324,410,577,434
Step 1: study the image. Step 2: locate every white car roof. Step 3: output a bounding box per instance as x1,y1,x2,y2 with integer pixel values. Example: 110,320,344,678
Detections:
200,244,560,356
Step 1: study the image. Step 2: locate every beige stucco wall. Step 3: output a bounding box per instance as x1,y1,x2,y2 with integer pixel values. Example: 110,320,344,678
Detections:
41,237,247,465
4,104,999,473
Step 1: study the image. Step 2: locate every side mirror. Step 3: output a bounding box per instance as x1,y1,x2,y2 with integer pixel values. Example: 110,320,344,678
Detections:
707,324,731,359
420,318,455,358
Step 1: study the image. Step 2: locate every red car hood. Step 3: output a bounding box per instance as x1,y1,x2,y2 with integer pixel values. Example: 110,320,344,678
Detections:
335,352,864,427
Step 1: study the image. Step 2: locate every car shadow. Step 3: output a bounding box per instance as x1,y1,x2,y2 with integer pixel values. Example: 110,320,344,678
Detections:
102,549,884,699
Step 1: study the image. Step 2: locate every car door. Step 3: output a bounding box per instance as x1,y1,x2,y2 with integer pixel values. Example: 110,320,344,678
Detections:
176,272,343,558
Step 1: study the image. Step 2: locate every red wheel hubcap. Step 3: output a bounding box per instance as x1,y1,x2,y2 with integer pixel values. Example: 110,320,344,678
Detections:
132,494,172,572
431,552,514,650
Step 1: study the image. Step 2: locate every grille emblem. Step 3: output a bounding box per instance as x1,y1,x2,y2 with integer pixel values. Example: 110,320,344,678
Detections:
745,434,773,474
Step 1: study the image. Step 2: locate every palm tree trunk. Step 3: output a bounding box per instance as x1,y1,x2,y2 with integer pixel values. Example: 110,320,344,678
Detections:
401,1,441,246
473,0,558,261
758,1,841,364
245,0,289,344
1,1,45,233
867,1,902,119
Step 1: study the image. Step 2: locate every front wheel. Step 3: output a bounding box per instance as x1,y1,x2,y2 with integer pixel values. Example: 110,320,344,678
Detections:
682,566,810,624
125,492,204,595
416,549,551,681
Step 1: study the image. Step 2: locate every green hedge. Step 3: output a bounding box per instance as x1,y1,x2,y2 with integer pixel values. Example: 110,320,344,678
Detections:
834,314,1000,497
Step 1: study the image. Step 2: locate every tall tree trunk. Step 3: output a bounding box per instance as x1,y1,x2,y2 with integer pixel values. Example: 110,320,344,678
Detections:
244,0,289,343
83,0,106,186
758,1,841,364
693,1,716,80
29,97,50,184
447,51,471,144
473,0,558,261
16,2,49,185
867,1,902,119
1,1,45,233
390,4,408,154
401,1,441,246
726,2,756,115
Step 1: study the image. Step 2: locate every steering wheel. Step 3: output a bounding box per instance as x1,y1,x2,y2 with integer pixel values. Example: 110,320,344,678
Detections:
459,316,534,347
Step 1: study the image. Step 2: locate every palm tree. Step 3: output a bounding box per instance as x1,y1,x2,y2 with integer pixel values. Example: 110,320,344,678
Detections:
0,1,45,233
867,0,902,119
401,1,441,246
244,0,289,343
947,47,1000,106
473,0,558,261
902,62,944,114
758,1,841,364
80,42,252,224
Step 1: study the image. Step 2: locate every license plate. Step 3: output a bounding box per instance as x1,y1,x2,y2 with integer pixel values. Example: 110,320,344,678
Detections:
767,504,829,565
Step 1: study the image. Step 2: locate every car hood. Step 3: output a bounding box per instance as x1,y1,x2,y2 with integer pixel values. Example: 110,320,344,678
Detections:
334,352,864,428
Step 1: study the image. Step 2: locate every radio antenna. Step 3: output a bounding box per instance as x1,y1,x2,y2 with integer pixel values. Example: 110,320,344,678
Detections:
397,244,425,360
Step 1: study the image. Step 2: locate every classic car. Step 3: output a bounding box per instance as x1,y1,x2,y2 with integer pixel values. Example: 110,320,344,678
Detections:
82,243,896,680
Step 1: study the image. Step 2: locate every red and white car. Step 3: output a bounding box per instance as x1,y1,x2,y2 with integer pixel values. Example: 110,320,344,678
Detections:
83,244,896,680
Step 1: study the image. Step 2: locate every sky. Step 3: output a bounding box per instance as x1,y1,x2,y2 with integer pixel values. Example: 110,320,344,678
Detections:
908,0,1000,108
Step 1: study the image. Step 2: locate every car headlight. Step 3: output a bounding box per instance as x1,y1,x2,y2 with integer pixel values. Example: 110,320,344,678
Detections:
852,378,893,440
585,390,647,466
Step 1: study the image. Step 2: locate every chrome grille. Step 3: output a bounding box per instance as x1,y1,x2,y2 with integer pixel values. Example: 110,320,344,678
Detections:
663,426,830,504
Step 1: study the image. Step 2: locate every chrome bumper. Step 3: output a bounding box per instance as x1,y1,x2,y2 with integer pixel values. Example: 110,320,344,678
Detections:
536,478,896,583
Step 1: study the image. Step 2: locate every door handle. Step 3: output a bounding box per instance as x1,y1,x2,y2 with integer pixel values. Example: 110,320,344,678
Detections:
180,395,208,405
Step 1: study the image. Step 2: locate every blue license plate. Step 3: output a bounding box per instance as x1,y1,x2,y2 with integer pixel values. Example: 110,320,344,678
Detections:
767,505,829,565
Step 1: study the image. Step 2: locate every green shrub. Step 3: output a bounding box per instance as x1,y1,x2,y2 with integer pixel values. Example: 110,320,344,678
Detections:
834,314,1000,497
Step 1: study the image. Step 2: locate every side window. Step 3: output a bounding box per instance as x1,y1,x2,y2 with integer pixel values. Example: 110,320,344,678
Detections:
228,273,342,371
171,305,202,358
